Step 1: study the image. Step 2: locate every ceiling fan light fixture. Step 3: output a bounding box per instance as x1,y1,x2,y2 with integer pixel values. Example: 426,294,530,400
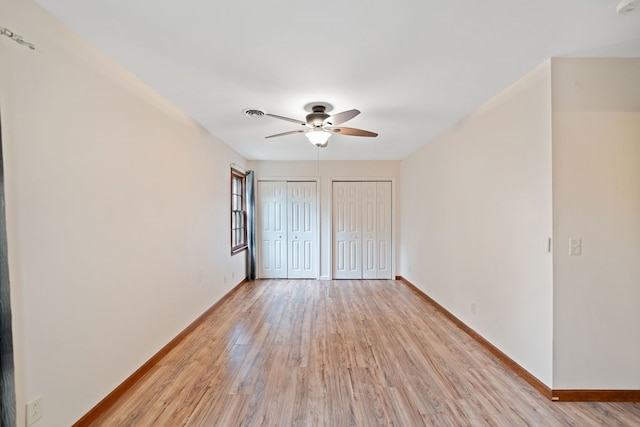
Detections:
305,129,331,147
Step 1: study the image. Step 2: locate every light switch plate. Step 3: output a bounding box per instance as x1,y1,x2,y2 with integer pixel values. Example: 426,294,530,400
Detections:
569,238,582,256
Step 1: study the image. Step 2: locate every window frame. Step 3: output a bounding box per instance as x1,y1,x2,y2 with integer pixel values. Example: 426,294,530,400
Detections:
230,167,248,255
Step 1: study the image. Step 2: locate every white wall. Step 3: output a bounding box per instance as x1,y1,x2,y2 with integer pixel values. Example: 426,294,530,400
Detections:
551,58,640,389
0,1,247,426
400,62,554,386
247,160,400,280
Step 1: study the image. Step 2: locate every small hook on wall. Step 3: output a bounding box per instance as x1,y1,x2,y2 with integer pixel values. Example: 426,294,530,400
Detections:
1,26,36,50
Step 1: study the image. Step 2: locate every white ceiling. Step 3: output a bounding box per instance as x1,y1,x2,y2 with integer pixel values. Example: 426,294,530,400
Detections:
35,0,640,161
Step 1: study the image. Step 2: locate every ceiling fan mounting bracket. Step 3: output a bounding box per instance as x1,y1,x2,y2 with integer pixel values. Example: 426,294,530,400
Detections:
303,101,333,113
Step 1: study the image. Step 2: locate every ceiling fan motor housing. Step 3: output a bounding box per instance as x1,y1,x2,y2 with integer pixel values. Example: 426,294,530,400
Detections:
306,105,330,127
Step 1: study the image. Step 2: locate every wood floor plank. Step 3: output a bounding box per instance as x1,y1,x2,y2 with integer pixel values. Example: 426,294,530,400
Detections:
89,279,640,426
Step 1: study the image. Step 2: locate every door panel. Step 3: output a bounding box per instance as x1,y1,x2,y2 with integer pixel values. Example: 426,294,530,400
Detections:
258,182,287,278
362,182,377,279
376,182,392,279
333,182,361,279
288,181,317,278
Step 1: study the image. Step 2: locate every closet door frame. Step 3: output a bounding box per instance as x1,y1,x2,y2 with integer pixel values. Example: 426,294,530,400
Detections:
256,177,320,279
329,177,396,280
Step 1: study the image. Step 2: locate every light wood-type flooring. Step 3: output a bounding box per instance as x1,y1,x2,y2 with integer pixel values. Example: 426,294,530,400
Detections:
91,280,640,426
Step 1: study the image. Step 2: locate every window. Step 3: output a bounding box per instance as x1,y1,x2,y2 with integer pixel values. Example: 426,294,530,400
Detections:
230,167,247,254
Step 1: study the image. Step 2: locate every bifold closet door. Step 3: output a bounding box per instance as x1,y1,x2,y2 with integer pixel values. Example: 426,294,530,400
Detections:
258,181,318,279
333,182,362,279
258,181,288,278
363,182,392,279
287,182,318,279
333,181,392,279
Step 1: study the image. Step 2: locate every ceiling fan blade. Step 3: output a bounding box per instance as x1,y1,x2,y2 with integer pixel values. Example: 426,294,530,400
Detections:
323,109,360,126
265,129,305,138
265,113,307,126
327,127,378,137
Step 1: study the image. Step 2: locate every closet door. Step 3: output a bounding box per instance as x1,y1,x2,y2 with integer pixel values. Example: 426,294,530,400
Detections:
288,181,318,279
333,182,362,279
362,182,378,279
375,182,392,279
258,181,287,278
333,181,392,279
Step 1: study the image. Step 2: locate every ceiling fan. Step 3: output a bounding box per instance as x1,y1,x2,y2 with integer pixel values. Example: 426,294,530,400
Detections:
264,104,378,147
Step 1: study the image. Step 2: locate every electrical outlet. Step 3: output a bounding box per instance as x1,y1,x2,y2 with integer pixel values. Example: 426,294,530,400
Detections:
471,303,477,315
26,395,43,426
